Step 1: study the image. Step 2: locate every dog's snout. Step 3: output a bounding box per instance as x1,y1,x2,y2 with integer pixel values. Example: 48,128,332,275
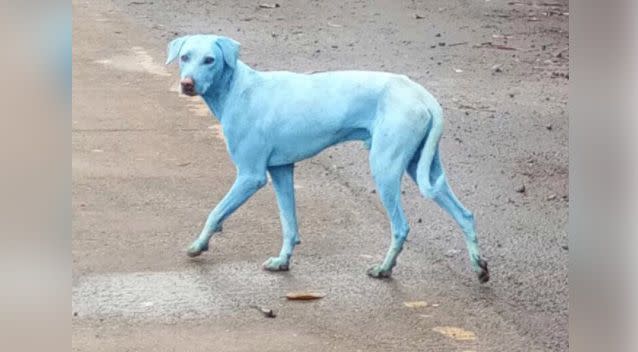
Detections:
180,77,196,96
181,77,194,89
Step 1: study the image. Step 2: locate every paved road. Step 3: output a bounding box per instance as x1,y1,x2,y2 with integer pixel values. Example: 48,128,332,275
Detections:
73,1,568,351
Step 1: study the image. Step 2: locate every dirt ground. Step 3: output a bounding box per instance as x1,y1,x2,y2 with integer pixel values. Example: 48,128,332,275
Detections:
72,0,568,350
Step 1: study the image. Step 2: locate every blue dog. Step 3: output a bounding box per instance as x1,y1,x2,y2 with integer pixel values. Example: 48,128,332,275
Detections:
166,35,489,283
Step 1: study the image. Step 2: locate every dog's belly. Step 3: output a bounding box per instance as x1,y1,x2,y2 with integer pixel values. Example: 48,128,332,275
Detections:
267,126,370,166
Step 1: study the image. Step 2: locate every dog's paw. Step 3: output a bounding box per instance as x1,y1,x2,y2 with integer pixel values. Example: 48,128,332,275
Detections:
366,265,392,279
262,257,290,271
477,259,490,284
186,241,208,257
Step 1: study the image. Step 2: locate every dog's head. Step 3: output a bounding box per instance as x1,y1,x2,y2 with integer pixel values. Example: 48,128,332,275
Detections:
165,35,240,96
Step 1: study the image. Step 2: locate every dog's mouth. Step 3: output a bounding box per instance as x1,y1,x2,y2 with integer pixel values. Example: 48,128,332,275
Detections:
181,88,198,97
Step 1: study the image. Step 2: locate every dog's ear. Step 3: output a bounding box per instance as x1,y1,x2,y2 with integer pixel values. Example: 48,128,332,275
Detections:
215,37,240,69
166,36,190,65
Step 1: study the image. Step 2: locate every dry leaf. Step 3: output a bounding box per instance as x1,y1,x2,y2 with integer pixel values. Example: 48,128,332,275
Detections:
404,301,428,308
286,292,326,300
432,326,476,341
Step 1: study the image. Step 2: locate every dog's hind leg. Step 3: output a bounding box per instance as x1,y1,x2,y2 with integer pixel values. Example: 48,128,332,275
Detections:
407,151,489,283
366,130,418,279
262,164,300,271
187,172,267,257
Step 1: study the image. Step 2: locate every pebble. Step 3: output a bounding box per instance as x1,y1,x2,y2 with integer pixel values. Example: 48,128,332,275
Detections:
445,249,461,257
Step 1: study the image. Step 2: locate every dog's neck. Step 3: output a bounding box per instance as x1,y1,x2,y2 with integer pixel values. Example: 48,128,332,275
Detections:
201,60,254,122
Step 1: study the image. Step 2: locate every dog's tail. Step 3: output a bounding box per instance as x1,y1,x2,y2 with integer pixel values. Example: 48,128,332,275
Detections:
414,104,445,199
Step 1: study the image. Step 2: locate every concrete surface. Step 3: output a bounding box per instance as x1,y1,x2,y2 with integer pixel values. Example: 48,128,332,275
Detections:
73,0,568,350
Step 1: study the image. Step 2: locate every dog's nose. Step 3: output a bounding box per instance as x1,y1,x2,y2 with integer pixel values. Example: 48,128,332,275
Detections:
181,77,195,91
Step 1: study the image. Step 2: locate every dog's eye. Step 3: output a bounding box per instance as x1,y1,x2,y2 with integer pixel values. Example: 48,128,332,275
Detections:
180,54,189,62
203,56,215,65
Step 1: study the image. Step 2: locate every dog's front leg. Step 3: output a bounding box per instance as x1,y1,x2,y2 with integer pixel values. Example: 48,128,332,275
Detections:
262,164,300,271
187,173,267,257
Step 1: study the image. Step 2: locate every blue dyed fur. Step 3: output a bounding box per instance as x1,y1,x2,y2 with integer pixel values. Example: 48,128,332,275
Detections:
166,35,489,282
